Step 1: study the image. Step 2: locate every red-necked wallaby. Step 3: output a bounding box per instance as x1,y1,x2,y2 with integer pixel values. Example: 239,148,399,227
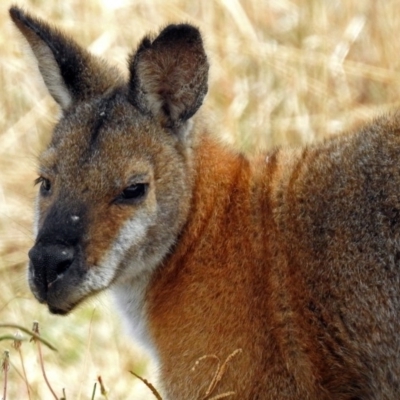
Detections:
10,6,400,399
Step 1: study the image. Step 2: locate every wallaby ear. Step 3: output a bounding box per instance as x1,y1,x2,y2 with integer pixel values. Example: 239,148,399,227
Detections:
128,24,209,134
9,6,121,110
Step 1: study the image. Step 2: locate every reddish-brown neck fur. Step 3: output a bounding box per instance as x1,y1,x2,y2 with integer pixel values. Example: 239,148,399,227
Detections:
147,134,257,397
146,135,303,398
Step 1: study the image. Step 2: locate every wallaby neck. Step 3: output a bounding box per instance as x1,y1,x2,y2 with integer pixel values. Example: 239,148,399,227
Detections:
144,133,266,397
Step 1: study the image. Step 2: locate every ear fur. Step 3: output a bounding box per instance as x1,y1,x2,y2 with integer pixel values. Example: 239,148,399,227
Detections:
9,6,122,110
128,24,209,134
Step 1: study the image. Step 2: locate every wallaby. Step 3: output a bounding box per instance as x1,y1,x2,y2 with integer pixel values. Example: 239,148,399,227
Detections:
10,6,400,399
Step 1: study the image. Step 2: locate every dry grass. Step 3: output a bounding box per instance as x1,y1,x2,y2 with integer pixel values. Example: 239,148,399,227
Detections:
1,0,400,398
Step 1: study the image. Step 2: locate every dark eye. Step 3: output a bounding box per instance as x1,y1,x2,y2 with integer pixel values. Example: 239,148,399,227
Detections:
116,183,148,204
35,177,51,195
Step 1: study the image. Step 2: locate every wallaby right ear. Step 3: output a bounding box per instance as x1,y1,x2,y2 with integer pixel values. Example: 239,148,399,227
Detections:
9,6,121,110
128,24,209,136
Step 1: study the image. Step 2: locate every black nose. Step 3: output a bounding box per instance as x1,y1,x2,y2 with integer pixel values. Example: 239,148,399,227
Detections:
29,244,75,285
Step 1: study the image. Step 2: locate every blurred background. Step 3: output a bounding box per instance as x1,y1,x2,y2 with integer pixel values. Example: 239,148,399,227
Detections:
1,0,400,398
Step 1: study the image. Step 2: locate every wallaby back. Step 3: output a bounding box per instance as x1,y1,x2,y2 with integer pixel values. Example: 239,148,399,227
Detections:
10,6,400,399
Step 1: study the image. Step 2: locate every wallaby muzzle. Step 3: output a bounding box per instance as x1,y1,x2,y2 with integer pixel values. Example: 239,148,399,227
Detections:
28,202,87,314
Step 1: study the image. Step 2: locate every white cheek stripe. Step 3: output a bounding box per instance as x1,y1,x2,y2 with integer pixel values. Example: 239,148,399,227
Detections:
53,210,154,315
85,211,150,292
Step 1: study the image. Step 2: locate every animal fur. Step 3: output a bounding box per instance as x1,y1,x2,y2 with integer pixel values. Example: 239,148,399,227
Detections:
10,6,400,399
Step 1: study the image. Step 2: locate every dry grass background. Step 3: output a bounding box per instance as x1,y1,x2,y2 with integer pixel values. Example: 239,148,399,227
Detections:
1,0,400,398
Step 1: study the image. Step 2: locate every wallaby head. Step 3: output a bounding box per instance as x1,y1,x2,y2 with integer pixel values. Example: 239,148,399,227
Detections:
10,6,209,315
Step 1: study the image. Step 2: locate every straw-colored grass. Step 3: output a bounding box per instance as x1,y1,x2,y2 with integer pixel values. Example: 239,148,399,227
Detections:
1,0,400,398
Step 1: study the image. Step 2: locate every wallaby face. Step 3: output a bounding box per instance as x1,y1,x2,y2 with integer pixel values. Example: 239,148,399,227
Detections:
11,6,400,400
10,7,208,315
29,98,192,315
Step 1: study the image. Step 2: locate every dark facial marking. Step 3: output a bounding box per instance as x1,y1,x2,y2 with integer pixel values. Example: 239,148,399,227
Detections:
89,91,119,147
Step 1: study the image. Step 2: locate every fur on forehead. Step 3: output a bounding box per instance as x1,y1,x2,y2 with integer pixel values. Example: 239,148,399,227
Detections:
48,88,180,154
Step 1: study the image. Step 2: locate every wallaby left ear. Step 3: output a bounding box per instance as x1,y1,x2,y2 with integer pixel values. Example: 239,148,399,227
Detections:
9,6,122,111
128,24,209,134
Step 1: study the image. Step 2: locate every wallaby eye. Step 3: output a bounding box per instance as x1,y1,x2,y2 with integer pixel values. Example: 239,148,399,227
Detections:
35,176,51,195
116,183,148,204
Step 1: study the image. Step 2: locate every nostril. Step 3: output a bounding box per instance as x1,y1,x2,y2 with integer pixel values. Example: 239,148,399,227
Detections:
54,247,74,275
56,257,73,275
